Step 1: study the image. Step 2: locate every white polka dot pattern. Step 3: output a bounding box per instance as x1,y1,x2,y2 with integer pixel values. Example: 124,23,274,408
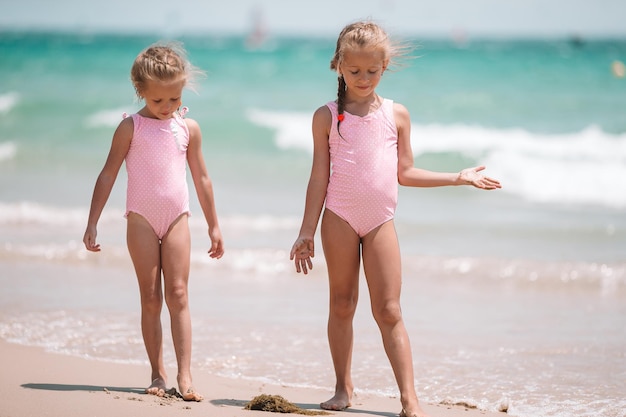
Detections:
124,112,190,239
325,99,398,237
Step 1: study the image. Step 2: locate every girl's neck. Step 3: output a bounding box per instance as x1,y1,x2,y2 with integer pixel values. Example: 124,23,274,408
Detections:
344,93,382,117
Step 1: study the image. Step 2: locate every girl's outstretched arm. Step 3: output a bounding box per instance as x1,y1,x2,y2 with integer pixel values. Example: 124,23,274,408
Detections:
83,117,133,251
395,103,501,189
290,105,332,274
186,118,224,259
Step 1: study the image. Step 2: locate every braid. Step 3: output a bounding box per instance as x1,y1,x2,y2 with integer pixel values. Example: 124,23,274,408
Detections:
336,76,347,139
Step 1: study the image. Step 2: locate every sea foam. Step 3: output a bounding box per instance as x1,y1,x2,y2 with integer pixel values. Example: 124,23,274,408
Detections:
247,108,626,208
0,92,19,115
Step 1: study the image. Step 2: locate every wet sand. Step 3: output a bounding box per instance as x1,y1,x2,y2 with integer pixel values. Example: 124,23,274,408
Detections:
0,339,503,417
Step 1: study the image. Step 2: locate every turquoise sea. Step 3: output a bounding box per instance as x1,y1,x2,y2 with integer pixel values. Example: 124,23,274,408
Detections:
1,32,625,417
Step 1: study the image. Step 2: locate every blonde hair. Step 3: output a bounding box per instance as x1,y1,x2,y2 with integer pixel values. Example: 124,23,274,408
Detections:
330,21,410,136
130,42,204,99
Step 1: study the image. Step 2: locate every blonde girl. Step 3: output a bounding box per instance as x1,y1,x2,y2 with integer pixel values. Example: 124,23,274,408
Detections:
83,43,224,401
290,21,500,417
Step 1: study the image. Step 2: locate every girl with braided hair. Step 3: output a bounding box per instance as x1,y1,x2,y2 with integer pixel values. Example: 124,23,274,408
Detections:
83,42,224,401
290,21,500,417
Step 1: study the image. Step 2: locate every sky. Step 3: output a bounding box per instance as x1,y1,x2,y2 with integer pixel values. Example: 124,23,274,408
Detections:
1,0,626,39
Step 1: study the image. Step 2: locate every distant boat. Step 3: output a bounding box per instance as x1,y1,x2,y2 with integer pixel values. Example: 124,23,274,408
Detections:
246,6,268,50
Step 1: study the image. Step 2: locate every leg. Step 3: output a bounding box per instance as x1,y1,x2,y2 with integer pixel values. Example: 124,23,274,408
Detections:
319,209,361,411
160,214,202,401
126,212,167,397
361,221,430,417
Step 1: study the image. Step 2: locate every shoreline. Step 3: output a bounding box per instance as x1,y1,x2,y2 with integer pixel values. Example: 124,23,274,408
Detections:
0,339,502,417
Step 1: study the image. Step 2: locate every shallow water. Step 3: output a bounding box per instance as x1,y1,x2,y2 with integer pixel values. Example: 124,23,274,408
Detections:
1,32,625,417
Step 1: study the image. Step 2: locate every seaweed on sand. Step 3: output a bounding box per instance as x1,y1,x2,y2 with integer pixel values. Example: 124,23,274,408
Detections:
245,394,331,415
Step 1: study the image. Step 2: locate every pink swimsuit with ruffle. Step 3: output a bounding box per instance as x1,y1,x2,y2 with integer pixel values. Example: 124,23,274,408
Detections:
325,99,399,237
124,108,190,240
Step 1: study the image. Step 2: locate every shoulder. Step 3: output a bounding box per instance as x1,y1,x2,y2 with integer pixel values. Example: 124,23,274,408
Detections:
392,101,409,117
310,105,332,142
115,115,134,137
183,117,201,134
312,105,332,131
314,104,332,119
183,117,203,150
313,104,333,123
183,117,200,128
107,115,133,155
392,102,410,126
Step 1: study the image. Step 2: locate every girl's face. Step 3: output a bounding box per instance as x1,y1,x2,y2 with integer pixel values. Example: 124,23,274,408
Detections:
339,48,387,98
139,78,185,120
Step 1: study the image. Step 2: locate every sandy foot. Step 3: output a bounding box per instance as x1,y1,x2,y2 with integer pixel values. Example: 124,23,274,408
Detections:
145,377,166,397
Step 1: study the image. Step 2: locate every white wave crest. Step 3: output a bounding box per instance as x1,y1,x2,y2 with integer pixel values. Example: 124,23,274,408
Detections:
0,142,17,162
246,108,626,208
84,107,131,128
0,92,19,115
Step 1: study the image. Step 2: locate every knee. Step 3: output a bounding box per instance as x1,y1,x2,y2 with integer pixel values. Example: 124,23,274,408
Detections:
165,284,189,312
372,301,402,327
329,294,358,320
141,292,163,315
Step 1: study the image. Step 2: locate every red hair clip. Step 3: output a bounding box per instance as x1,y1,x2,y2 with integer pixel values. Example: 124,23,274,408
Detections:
337,114,345,122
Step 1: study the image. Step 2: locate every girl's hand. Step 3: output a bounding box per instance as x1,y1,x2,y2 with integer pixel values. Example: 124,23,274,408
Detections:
208,228,224,259
459,166,502,190
290,236,314,274
83,226,101,252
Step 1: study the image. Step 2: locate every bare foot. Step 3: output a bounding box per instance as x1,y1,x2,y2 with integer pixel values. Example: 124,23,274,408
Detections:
320,392,352,411
145,377,166,397
399,405,432,417
181,386,203,402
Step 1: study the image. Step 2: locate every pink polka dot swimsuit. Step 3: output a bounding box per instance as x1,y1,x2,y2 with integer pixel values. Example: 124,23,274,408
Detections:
325,99,398,237
124,109,190,240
